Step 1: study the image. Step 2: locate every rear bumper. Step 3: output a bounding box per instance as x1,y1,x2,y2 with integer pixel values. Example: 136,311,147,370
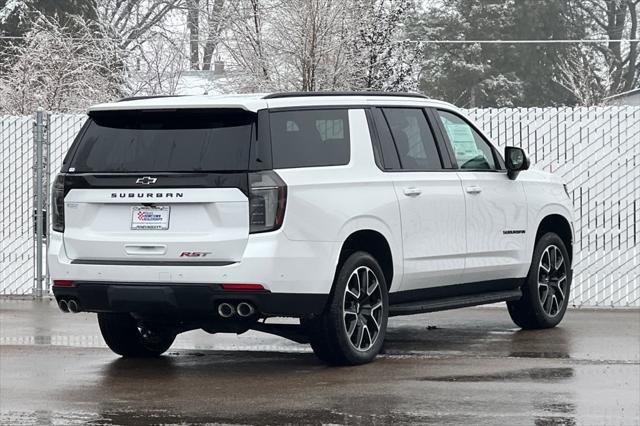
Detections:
48,230,341,295
52,282,328,317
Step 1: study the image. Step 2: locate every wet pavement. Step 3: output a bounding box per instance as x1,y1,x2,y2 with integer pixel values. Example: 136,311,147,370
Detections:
0,299,638,425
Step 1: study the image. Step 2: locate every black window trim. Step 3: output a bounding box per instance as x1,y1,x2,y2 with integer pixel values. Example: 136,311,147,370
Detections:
368,107,401,171
365,108,386,171
250,109,272,171
431,107,506,172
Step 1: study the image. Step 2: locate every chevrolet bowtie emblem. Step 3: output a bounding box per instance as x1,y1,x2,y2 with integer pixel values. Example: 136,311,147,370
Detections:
136,176,158,185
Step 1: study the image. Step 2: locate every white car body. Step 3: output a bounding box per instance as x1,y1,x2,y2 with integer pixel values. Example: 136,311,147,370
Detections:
49,93,574,319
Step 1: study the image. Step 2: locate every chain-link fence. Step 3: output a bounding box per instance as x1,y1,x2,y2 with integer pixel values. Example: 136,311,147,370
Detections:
0,113,85,296
1,115,35,295
1,107,638,306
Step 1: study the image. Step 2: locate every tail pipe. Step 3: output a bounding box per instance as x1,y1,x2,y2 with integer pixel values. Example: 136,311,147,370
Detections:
58,299,69,313
236,302,255,318
217,302,235,318
67,299,80,313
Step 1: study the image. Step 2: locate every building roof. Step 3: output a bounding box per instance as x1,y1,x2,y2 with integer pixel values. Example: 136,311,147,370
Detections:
88,92,455,113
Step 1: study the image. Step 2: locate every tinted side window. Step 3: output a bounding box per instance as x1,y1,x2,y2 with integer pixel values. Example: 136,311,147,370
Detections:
270,109,350,168
437,110,496,170
383,108,442,170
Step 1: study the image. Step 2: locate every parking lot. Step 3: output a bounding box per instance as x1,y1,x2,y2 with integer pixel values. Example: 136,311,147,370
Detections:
0,299,638,425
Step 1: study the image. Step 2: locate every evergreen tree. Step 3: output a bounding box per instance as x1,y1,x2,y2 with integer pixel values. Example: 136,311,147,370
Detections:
409,0,584,107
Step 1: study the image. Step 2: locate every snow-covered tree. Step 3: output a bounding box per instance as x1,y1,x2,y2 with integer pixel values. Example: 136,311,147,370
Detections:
126,31,187,96
222,0,273,91
221,0,417,92
345,0,418,91
0,13,123,113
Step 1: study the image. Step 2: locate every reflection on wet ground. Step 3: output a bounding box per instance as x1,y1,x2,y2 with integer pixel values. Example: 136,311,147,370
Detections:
1,300,638,425
423,367,575,382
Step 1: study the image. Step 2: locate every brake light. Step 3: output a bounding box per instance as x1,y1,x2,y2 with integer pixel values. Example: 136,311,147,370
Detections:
221,283,265,290
53,280,74,286
248,171,287,233
51,174,65,232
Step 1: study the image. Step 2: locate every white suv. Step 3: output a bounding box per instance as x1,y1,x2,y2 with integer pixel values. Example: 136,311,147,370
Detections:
49,92,574,365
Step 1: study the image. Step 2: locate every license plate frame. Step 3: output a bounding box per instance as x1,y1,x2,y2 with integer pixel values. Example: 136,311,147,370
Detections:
131,206,171,230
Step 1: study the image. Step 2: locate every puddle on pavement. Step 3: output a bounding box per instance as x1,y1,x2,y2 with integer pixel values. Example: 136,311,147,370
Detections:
423,367,574,382
509,351,570,359
1,408,468,426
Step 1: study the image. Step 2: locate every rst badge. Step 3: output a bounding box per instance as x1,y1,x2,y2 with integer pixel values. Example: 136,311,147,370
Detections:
179,251,212,257
131,206,170,230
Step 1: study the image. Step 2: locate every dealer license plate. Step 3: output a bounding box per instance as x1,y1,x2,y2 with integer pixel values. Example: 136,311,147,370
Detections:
131,206,170,230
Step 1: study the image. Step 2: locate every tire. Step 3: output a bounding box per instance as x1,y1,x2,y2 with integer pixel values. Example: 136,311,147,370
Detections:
507,232,571,329
304,251,389,366
98,312,176,357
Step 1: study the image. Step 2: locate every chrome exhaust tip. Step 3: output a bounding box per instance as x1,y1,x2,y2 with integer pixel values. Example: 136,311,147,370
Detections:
67,299,80,313
217,303,235,318
237,302,255,318
58,299,69,313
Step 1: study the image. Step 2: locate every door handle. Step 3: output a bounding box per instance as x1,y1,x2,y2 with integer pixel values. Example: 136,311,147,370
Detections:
465,185,482,194
403,187,422,197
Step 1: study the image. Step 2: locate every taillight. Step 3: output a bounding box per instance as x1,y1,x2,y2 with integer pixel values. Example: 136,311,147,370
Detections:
51,174,65,232
248,171,287,233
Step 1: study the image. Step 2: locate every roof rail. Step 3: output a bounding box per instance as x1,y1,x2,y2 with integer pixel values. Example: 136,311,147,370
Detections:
262,91,430,100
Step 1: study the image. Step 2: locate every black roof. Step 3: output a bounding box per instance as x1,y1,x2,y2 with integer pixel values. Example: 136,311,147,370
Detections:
263,91,429,100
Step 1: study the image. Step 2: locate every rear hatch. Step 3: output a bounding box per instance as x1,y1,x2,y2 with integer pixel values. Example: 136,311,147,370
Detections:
60,108,255,265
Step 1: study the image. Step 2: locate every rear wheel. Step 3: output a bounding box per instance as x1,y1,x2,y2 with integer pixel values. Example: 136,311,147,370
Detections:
507,232,571,329
98,312,176,357
304,251,389,365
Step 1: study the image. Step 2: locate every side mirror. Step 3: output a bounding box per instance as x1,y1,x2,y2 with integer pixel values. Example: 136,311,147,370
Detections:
505,146,530,180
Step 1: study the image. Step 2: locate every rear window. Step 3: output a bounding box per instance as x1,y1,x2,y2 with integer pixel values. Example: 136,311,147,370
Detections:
70,109,255,172
269,109,350,168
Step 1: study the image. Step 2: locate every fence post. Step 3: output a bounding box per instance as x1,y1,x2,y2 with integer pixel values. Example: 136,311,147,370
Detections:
32,108,47,298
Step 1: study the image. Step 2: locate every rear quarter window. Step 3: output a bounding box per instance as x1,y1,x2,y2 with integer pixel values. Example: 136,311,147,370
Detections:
269,109,350,168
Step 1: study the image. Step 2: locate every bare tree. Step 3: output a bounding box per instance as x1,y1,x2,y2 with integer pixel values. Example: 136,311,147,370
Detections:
271,0,350,91
186,0,200,69
568,0,640,93
223,0,272,90
97,0,184,51
201,0,225,71
126,32,187,95
553,45,612,105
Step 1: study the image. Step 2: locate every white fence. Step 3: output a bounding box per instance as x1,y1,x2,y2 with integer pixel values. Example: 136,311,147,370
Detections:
467,107,639,307
1,107,638,306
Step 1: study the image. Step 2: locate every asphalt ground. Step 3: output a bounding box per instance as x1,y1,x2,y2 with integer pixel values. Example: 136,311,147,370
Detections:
0,299,638,425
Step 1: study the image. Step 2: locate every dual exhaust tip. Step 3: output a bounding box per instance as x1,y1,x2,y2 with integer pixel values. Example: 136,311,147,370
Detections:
218,302,255,318
59,298,253,318
58,298,80,314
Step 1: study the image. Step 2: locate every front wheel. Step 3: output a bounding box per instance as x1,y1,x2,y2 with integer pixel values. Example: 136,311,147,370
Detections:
507,232,571,329
98,312,176,357
304,251,389,365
